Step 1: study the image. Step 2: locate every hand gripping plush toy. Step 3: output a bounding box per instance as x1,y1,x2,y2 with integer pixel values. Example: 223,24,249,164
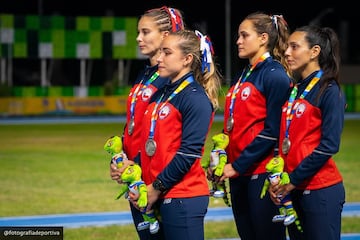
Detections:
117,164,160,234
104,136,159,234
260,156,302,232
202,133,231,207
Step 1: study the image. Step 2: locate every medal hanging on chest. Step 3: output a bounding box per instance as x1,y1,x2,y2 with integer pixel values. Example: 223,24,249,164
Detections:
282,138,291,155
227,53,270,133
145,138,157,157
282,70,323,155
145,77,195,157
226,116,234,132
128,71,159,136
128,118,135,135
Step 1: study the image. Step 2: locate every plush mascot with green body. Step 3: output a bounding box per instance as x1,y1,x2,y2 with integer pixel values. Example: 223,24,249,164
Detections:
104,135,127,168
202,133,231,207
260,156,302,232
104,136,159,234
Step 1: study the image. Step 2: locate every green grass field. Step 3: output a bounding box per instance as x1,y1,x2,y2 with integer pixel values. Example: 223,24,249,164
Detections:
0,119,359,239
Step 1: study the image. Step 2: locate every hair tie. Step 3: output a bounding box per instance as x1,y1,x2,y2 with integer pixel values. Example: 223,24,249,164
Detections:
271,15,279,31
271,14,287,31
166,7,184,31
195,30,214,73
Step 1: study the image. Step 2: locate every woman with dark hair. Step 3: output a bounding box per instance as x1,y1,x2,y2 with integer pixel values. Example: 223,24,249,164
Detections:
270,25,346,240
220,12,292,240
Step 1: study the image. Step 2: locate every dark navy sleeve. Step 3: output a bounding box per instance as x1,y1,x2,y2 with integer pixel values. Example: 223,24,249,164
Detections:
262,65,292,140
157,85,213,188
290,82,345,186
232,64,291,174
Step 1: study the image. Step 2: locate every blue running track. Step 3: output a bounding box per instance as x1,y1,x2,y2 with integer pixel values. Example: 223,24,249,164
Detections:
0,203,359,239
1,203,359,228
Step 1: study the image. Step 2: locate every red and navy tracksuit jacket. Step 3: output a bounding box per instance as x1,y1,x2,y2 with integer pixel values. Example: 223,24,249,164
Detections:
123,65,168,161
279,70,345,190
140,72,213,198
224,57,292,176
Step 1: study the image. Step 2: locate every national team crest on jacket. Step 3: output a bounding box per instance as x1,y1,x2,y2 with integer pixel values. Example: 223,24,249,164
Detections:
159,105,170,119
142,88,153,101
295,103,306,118
241,86,251,100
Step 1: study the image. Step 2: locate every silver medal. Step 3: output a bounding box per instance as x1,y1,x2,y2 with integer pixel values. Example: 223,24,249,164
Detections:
282,138,291,155
145,138,157,156
226,116,234,132
128,118,135,135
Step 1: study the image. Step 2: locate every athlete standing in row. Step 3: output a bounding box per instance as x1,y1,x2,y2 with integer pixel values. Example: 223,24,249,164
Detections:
109,6,185,239
140,29,222,240
270,25,346,240
220,12,292,240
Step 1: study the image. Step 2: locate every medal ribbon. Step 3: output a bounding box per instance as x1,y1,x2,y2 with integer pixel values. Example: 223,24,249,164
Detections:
228,52,271,117
129,71,159,120
284,70,323,138
148,76,194,139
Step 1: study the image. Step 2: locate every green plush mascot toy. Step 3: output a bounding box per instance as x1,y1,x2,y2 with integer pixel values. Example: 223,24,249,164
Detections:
260,156,302,232
104,136,159,234
202,133,231,207
104,135,127,168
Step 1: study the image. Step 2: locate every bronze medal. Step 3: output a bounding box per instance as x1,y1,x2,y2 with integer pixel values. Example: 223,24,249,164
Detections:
282,138,291,155
226,116,234,132
128,118,135,135
145,138,157,156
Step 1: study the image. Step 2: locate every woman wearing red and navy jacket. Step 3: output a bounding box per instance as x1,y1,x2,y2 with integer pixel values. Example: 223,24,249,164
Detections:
140,30,222,240
109,6,185,240
220,12,292,240
122,6,185,163
123,65,164,161
270,26,346,240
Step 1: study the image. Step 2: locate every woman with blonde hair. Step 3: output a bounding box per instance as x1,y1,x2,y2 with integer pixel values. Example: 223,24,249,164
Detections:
109,6,185,239
139,29,222,239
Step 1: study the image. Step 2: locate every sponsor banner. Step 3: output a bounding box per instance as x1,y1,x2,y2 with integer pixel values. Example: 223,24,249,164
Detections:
0,96,127,116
